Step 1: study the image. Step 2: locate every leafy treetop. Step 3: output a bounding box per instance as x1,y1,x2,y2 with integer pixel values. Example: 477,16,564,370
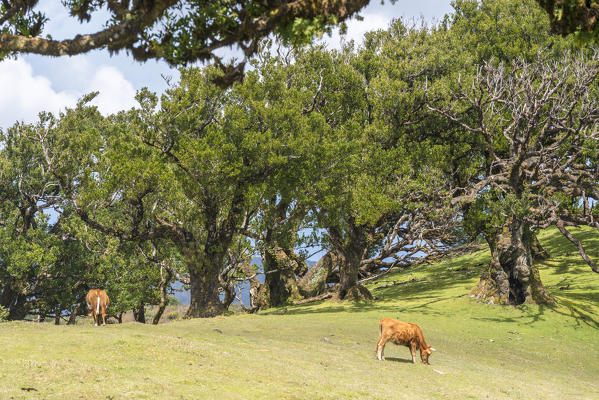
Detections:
0,0,372,86
536,0,599,43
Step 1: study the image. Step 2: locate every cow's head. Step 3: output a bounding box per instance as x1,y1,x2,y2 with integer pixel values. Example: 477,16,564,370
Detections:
420,346,435,364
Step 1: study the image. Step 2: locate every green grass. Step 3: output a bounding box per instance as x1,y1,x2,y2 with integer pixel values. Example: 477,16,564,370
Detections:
1,227,599,399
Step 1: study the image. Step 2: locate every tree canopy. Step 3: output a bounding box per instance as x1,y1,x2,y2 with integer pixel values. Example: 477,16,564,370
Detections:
0,0,373,86
536,0,599,42
1,0,599,321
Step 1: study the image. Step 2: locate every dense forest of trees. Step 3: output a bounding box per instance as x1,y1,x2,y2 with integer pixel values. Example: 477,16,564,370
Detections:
1,0,598,321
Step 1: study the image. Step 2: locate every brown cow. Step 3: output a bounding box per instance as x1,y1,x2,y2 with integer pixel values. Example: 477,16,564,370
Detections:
376,318,435,364
86,289,110,326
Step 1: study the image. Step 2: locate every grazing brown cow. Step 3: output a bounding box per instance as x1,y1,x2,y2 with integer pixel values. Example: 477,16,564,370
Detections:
376,318,435,364
86,289,110,326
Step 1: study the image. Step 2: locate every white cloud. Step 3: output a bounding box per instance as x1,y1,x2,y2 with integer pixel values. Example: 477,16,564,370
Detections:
0,58,138,130
85,65,138,114
0,58,75,129
321,13,391,49
344,13,391,44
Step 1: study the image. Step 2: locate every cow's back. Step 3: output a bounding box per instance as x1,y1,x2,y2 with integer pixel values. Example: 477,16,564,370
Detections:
86,289,109,308
379,318,426,347
99,290,109,308
86,289,99,306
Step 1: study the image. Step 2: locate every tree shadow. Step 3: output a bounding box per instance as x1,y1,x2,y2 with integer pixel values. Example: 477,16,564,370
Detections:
551,299,599,330
471,302,599,330
266,229,599,330
280,302,401,316
276,263,482,317
471,315,521,324
542,259,593,276
373,264,485,301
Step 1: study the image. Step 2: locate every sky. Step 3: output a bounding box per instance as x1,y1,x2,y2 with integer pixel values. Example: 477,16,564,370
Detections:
0,1,453,131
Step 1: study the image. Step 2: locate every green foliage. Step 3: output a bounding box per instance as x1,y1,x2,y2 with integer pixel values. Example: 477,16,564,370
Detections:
166,311,180,320
0,306,8,322
277,15,339,46
0,1,370,84
1,0,597,316
444,0,566,63
536,0,599,43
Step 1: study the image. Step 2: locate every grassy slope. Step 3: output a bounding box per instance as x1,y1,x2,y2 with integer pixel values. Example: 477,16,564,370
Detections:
1,227,599,399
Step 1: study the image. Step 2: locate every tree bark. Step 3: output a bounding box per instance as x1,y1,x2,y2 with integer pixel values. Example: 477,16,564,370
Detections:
0,285,28,320
184,242,226,318
152,267,172,325
220,274,236,311
530,234,550,261
7,296,28,320
298,251,335,297
329,223,373,301
186,267,224,317
471,220,553,305
239,263,266,312
133,301,146,323
184,193,243,318
262,246,303,307
67,303,81,325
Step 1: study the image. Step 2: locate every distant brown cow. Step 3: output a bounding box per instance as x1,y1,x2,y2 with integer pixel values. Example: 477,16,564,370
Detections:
376,318,435,364
86,289,110,326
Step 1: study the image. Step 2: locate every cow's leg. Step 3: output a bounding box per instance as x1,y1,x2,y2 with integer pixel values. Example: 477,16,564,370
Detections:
101,306,106,326
409,343,417,363
376,338,386,360
93,312,98,326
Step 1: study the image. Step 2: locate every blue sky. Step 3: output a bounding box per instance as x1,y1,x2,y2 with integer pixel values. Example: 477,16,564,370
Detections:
0,1,453,130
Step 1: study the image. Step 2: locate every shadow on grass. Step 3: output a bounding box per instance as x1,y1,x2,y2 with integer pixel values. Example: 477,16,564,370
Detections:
277,256,489,317
272,230,599,330
471,303,552,325
539,226,599,259
543,260,592,276
539,227,599,277
280,292,468,317
552,298,599,330
471,301,599,330
382,357,414,364
281,302,396,316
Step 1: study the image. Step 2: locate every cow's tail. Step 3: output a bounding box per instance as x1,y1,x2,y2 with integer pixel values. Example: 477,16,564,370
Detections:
375,321,382,355
96,295,101,314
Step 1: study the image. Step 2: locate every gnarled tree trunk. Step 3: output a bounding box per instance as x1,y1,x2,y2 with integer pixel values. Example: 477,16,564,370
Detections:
531,234,550,261
186,265,225,318
298,251,335,297
184,242,227,318
239,263,267,312
262,246,303,307
0,284,29,320
152,267,172,325
133,301,146,323
67,302,82,325
471,220,553,305
329,223,373,301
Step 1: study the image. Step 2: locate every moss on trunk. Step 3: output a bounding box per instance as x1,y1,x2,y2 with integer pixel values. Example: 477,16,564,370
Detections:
471,221,553,305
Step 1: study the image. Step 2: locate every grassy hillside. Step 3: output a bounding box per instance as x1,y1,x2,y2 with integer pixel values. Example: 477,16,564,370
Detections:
1,227,598,399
